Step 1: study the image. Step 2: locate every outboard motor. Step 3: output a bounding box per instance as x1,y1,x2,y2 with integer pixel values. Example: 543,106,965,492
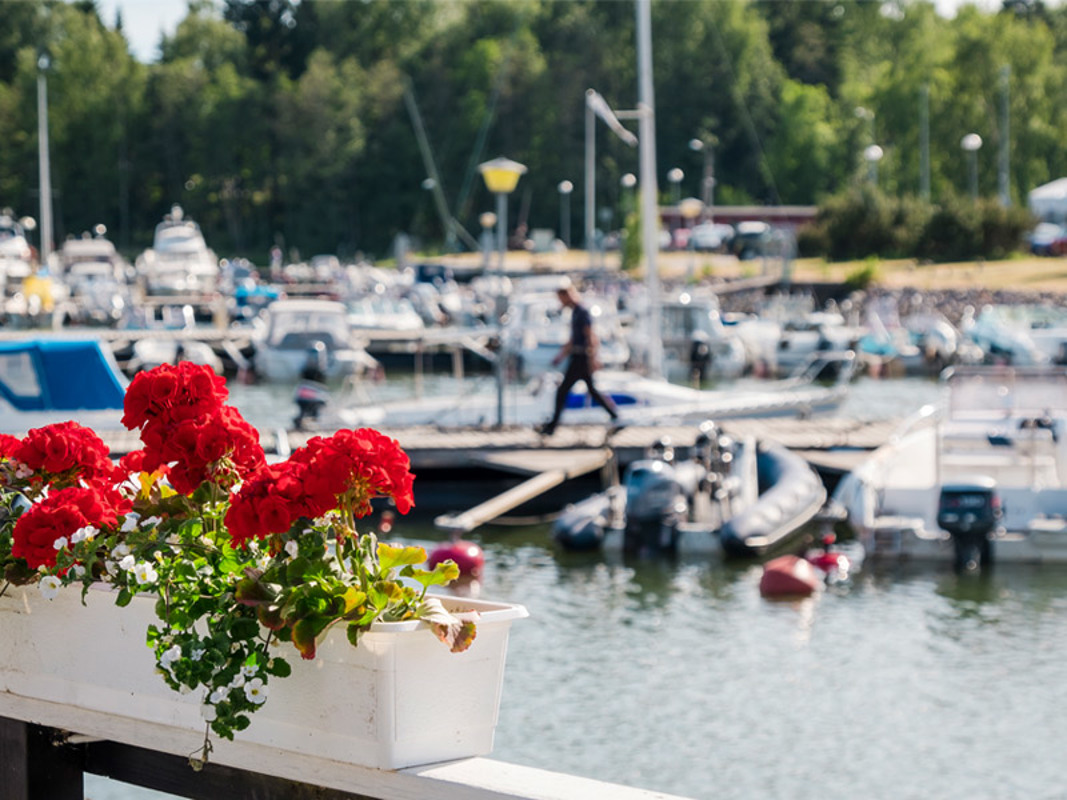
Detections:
623,460,687,554
937,478,1001,572
293,381,331,430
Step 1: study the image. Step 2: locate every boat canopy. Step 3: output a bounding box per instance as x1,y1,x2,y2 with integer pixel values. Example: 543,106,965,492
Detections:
0,340,126,412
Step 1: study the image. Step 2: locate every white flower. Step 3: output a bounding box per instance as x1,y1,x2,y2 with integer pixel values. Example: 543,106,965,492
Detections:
71,564,86,579
229,674,246,689
15,463,32,479
209,687,228,704
284,540,299,560
244,678,268,705
200,704,217,721
133,562,159,585
165,532,180,546
112,543,131,558
120,515,139,533
191,648,205,662
119,554,136,572
160,645,182,668
141,516,162,529
38,575,62,600
241,664,259,678
70,525,97,544
52,536,69,551
104,560,118,576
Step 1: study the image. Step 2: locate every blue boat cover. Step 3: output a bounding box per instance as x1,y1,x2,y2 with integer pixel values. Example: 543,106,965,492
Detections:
0,340,126,412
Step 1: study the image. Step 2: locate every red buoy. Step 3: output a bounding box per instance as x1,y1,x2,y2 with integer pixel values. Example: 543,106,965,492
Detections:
428,540,485,579
759,555,822,598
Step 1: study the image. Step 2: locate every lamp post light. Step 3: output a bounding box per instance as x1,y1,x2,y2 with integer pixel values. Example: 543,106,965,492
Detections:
478,156,527,428
863,144,884,186
36,51,54,267
557,180,573,248
961,133,983,201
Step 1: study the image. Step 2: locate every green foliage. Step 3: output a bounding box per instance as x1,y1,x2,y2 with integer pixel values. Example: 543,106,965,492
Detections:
0,0,1063,259
810,185,1035,263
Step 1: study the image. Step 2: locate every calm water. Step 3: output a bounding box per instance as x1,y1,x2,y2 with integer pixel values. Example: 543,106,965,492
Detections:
88,376,1067,800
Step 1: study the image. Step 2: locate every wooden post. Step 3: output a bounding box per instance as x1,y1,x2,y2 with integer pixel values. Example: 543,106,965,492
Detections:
0,717,83,800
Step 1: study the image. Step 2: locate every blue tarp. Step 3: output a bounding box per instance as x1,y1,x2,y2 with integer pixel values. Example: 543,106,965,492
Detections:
0,339,126,412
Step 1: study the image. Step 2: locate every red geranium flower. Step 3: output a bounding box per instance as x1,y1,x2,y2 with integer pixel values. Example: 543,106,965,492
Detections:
14,422,123,489
11,485,131,570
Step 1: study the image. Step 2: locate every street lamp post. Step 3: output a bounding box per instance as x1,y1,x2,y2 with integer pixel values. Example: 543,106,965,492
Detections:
667,167,684,216
688,137,716,219
478,212,497,271
678,197,704,282
478,156,527,428
36,52,54,267
557,180,573,248
863,144,884,186
961,133,983,201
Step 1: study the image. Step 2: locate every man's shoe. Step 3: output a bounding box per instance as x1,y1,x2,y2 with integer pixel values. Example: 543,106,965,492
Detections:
538,422,556,437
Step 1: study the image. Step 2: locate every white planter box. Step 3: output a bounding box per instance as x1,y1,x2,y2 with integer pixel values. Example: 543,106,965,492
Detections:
0,583,526,772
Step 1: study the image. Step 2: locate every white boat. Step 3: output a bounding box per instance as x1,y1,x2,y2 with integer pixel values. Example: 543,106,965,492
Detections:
0,212,35,297
135,205,219,295
0,338,127,434
252,298,379,383
832,365,1067,568
299,350,856,430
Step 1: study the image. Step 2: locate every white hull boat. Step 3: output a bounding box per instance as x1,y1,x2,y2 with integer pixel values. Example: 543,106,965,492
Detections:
832,365,1067,568
299,351,856,431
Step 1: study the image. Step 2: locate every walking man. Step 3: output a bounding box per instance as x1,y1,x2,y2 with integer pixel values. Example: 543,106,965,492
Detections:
539,279,620,436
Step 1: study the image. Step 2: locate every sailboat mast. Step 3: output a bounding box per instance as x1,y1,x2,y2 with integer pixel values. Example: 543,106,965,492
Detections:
636,0,663,379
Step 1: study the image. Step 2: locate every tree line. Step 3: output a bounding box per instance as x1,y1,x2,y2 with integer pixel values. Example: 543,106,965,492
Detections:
0,0,1064,264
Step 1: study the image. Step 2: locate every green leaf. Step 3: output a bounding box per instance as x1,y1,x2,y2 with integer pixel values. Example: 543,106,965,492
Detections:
266,657,292,678
406,561,460,589
115,588,133,608
376,542,426,572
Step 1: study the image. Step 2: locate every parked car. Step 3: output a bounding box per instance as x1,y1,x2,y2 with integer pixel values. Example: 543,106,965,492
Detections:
1028,223,1067,256
690,222,735,252
732,221,772,260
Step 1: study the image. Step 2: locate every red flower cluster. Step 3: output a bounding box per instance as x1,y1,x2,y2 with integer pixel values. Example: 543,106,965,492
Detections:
226,429,415,546
122,362,229,430
12,422,123,489
123,363,264,494
12,485,131,569
0,433,21,459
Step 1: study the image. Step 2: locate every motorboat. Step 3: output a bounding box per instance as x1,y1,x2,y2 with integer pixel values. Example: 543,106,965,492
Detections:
626,288,748,382
965,304,1067,366
135,205,219,295
0,338,127,434
552,424,825,556
296,350,857,431
252,298,379,383
831,365,1067,569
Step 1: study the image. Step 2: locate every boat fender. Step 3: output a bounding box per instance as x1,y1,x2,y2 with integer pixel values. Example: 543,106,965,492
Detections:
759,555,821,598
428,540,485,579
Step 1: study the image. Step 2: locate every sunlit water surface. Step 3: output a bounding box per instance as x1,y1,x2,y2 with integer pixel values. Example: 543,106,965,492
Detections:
87,376,1067,799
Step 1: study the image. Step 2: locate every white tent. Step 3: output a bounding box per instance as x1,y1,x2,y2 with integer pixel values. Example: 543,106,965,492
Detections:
1029,178,1067,223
